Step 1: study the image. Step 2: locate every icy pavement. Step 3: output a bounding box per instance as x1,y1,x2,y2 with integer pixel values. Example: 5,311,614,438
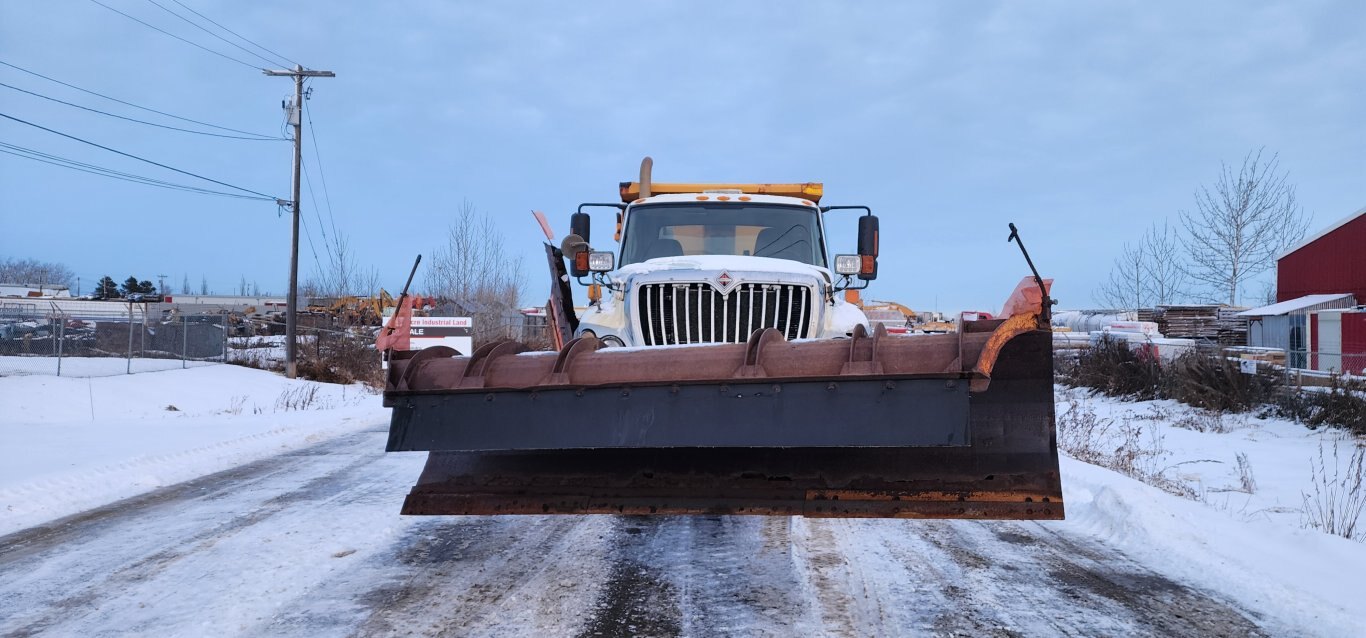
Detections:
0,428,1280,638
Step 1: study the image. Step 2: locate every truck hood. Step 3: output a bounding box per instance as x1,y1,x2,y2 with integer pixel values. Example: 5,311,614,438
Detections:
614,255,831,283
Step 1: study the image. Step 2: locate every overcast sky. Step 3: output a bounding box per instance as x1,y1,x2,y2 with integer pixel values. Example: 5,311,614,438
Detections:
1,1,1362,312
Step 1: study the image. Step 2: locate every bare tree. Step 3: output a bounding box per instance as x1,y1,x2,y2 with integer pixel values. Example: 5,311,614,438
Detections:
1093,222,1188,310
0,257,75,287
306,230,383,299
318,233,359,298
1256,281,1278,307
425,199,525,344
1142,222,1188,305
1095,240,1146,311
1180,149,1308,305
359,267,382,298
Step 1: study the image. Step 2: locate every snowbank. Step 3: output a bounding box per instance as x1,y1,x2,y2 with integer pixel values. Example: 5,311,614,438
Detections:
0,362,387,535
1058,389,1366,635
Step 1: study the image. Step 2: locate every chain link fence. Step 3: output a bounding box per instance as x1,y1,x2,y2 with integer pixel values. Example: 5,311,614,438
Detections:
0,301,228,377
1222,346,1365,385
1282,350,1365,385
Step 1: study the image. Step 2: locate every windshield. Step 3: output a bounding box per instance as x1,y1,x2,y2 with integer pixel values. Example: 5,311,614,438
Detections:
619,204,825,267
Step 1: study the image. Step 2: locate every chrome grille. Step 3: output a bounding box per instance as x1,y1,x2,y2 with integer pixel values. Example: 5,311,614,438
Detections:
637,282,811,346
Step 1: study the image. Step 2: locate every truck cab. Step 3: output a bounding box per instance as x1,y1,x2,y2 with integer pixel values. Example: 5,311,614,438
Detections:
565,167,879,348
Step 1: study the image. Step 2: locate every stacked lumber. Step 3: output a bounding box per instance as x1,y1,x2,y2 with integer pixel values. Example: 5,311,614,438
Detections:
1155,305,1248,345
1216,306,1249,346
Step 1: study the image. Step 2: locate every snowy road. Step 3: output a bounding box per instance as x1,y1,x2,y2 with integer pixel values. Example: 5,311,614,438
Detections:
0,425,1280,637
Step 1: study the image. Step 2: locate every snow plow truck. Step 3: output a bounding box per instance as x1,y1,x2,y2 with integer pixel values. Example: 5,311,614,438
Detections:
381,158,1064,519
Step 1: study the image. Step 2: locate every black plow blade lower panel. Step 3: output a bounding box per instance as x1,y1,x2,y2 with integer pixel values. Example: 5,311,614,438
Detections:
401,447,1063,519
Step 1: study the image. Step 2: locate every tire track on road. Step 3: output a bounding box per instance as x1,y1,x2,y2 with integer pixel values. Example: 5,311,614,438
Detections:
580,516,821,638
875,520,1273,637
349,515,611,638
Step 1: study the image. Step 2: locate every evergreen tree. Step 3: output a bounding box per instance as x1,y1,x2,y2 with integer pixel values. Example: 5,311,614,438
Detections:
121,276,141,296
96,276,120,298
138,280,156,294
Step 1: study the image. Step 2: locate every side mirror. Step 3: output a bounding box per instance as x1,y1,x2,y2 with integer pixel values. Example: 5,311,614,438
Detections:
562,233,589,277
857,214,879,280
571,212,591,244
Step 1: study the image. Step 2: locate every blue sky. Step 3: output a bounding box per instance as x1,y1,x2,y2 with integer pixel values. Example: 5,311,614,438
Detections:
1,1,1362,312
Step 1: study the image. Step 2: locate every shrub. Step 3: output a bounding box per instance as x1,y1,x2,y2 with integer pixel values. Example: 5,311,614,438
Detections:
1056,392,1197,499
295,329,383,388
1058,336,1162,400
1161,349,1279,413
1062,337,1364,434
1268,376,1366,437
1301,439,1366,541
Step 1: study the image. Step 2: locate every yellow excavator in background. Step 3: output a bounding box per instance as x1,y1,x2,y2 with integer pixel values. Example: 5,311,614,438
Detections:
864,300,955,334
305,290,399,326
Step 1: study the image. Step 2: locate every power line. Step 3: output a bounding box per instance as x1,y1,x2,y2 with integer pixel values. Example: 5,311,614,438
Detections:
0,111,281,200
167,0,301,69
299,214,327,282
0,142,273,200
85,0,261,70
1,141,234,195
0,60,277,138
300,158,336,266
303,98,341,247
1,142,271,200
0,146,247,198
0,81,284,141
144,0,287,68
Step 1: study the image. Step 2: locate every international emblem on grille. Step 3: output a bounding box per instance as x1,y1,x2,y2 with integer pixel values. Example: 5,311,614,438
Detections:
715,270,734,294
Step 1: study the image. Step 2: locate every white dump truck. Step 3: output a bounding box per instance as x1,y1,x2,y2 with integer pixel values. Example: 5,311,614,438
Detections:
555,158,877,348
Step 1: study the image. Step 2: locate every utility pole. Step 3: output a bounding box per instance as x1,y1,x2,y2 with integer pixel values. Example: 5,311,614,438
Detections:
157,274,167,296
265,65,334,379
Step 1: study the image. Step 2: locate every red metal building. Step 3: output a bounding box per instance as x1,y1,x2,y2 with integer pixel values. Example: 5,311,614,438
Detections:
1309,309,1366,375
1277,206,1366,302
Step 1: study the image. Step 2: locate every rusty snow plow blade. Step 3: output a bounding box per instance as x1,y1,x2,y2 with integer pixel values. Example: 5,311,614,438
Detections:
383,285,1062,520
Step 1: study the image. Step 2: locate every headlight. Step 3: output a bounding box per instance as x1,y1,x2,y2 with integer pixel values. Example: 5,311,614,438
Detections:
834,254,861,275
588,251,615,272
599,334,625,347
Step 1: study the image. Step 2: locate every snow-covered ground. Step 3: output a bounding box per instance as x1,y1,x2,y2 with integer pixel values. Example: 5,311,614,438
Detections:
0,359,387,534
0,354,219,377
1053,387,1366,635
225,335,315,368
1,365,1364,635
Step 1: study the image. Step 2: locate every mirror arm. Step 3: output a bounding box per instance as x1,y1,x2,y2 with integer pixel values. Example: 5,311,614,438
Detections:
577,202,627,214
819,205,873,215
578,272,622,293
